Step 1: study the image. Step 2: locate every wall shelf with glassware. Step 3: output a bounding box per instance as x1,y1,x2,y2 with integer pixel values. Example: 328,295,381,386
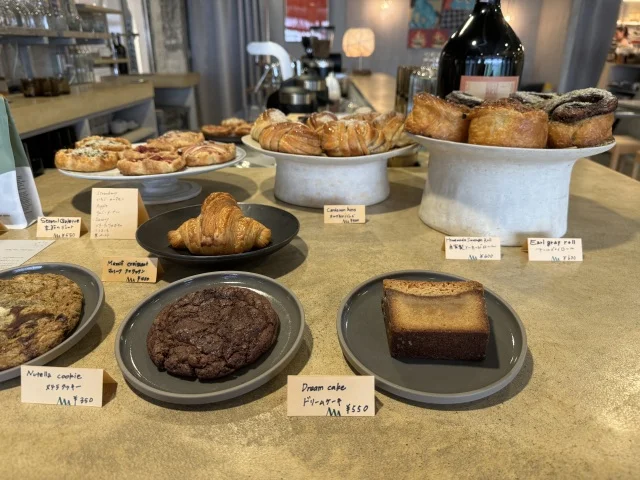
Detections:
0,28,109,41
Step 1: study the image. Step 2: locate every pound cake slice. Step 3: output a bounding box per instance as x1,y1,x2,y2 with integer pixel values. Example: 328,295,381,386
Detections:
381,279,489,360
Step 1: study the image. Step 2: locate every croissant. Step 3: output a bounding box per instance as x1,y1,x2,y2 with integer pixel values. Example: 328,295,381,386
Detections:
373,112,412,147
258,122,323,155
167,192,271,255
320,120,390,156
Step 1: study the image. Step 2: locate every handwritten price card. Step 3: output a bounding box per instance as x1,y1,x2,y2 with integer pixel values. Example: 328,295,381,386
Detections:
90,188,149,239
445,236,501,261
101,257,160,283
287,376,375,417
324,205,366,224
21,366,116,408
36,216,82,239
527,238,583,262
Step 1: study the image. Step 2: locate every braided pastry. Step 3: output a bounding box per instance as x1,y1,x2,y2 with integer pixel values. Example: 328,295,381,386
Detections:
251,108,290,141
258,122,322,155
168,192,271,255
546,88,617,148
320,120,390,156
306,112,338,133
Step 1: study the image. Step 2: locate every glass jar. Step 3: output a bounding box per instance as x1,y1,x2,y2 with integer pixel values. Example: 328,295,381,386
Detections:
407,52,440,113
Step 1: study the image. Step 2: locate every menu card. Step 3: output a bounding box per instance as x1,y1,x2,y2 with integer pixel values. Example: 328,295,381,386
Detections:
36,216,83,239
324,205,366,224
21,366,116,408
444,236,501,261
101,257,161,283
287,375,375,417
0,240,54,270
526,238,583,262
90,188,149,240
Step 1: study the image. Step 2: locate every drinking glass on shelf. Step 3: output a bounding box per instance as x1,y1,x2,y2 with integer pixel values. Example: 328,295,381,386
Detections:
407,52,439,113
0,0,20,27
13,0,36,28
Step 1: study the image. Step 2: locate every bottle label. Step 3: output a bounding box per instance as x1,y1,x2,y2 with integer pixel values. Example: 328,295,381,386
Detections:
460,76,519,100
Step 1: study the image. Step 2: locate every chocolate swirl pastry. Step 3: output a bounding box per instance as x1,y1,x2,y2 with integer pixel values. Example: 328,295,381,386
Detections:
147,286,279,379
546,88,617,148
509,91,558,108
445,91,483,108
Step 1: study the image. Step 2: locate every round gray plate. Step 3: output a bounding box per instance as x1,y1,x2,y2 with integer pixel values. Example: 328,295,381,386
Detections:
0,263,105,383
115,271,305,404
337,270,527,404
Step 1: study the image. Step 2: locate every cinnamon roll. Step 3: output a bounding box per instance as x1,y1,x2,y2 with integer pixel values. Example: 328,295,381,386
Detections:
445,91,483,108
306,112,338,133
467,99,548,148
546,88,617,148
320,120,390,156
259,122,322,156
250,109,290,141
509,91,558,108
405,93,470,142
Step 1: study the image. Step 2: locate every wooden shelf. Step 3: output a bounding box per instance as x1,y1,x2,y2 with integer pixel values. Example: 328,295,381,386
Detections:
0,28,109,41
121,127,156,143
94,58,129,66
76,4,123,15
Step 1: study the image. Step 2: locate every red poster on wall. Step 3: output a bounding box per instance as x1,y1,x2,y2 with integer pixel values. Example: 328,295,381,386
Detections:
285,0,329,43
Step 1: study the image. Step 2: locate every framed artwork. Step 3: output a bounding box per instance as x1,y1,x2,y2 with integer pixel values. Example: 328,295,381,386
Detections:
284,0,330,43
408,0,473,49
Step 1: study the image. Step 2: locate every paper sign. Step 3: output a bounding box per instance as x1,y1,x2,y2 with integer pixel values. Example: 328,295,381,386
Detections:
21,366,117,408
90,188,149,240
445,236,501,260
323,205,366,224
287,375,375,417
101,257,161,283
36,216,82,239
526,238,583,262
0,239,54,270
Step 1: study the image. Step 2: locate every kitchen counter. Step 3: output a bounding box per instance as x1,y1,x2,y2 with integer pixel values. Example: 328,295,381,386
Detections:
349,72,396,112
9,82,155,138
1,161,639,478
100,73,201,89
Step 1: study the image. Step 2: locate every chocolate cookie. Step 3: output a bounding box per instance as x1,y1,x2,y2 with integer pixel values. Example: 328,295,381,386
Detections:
147,286,279,379
0,273,84,371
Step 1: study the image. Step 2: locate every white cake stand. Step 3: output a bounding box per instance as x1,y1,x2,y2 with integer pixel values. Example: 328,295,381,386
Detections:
242,135,418,208
57,147,246,205
408,134,615,246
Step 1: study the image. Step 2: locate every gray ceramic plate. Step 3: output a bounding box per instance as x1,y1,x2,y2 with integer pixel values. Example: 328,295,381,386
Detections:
337,270,527,404
136,204,300,265
0,263,105,383
115,271,305,404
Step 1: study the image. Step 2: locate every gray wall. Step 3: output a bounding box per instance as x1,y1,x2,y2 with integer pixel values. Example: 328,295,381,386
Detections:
532,0,574,88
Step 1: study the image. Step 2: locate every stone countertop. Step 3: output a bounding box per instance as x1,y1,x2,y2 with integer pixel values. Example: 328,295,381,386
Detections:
100,73,201,89
349,72,396,112
9,82,154,138
1,162,639,479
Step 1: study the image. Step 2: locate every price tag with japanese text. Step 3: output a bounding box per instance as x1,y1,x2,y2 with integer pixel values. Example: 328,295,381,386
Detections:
36,216,83,239
287,375,375,417
90,188,149,240
101,257,161,283
526,238,583,262
444,236,501,261
21,366,116,408
323,205,366,224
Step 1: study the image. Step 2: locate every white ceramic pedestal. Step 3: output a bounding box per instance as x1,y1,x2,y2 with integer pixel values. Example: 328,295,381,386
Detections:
409,135,615,246
242,136,417,208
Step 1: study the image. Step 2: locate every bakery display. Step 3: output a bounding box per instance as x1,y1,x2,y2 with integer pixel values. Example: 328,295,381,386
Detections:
467,99,549,148
546,88,617,148
147,286,279,379
321,119,390,156
306,111,338,132
202,118,253,139
168,192,271,255
251,108,291,141
259,122,323,155
148,130,204,150
180,141,236,166
0,273,84,371
116,151,185,176
75,135,131,152
405,92,470,142
381,279,489,360
54,147,119,172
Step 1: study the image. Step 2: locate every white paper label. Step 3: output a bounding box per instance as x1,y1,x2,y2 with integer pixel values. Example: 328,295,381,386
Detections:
445,236,501,260
0,239,54,270
36,216,82,239
527,238,583,262
323,205,366,224
287,376,375,417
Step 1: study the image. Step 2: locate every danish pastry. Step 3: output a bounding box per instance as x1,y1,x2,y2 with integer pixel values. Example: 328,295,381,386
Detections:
251,109,290,141
405,93,470,142
320,120,390,156
373,112,412,147
467,99,548,148
121,144,169,160
55,147,119,172
75,135,131,152
546,88,617,148
232,123,252,136
116,152,185,176
201,125,233,137
148,130,204,150
259,122,322,155
180,142,236,166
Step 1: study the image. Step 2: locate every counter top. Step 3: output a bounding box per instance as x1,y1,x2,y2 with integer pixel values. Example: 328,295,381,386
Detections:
1,161,639,478
9,82,154,138
100,73,201,89
349,73,396,112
